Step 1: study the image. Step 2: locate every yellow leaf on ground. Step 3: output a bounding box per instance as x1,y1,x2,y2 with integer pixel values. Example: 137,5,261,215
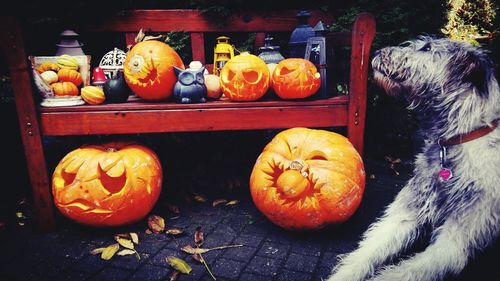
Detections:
166,256,192,274
115,235,134,250
101,243,120,260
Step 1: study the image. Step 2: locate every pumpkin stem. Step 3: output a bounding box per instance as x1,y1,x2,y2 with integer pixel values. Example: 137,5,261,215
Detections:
106,147,118,152
289,160,308,177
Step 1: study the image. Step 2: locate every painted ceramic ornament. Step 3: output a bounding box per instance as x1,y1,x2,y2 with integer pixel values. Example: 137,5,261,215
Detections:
172,66,207,103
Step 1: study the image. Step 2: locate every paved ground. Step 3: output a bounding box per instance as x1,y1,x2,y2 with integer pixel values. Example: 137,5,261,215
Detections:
0,158,497,281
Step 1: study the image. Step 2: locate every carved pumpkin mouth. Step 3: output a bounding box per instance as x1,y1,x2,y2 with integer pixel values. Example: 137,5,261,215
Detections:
126,55,161,86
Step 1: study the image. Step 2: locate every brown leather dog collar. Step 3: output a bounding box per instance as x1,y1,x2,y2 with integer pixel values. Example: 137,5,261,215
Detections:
440,120,498,146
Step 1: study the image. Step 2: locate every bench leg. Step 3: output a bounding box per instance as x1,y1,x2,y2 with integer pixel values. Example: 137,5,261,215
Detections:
1,16,55,230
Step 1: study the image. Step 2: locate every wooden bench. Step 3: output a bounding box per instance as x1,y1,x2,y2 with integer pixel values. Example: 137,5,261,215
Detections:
0,10,375,230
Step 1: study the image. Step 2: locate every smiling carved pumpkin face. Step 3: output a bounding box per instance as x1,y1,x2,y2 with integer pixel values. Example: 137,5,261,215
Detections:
272,58,321,99
250,128,365,230
220,52,270,101
52,142,162,227
124,40,184,101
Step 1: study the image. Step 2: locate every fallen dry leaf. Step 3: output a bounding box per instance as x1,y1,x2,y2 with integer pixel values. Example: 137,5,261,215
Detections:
212,199,228,207
170,270,180,281
166,256,192,274
192,253,203,263
145,229,153,235
194,226,204,247
148,215,166,233
130,232,139,244
181,245,210,255
166,228,184,236
226,200,239,206
115,235,134,250
101,243,120,260
117,249,136,256
90,247,105,255
194,195,207,203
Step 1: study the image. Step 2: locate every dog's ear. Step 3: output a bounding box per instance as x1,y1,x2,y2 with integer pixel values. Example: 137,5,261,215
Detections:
455,52,491,96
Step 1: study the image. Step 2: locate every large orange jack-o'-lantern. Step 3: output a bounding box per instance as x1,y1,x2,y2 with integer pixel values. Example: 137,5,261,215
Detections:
272,58,321,99
52,142,163,227
220,52,270,101
124,40,185,101
250,128,365,230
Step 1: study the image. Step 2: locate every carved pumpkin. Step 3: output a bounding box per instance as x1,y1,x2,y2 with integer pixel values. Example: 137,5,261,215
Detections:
52,142,163,227
250,128,365,230
124,40,185,101
51,81,79,96
272,58,321,99
220,52,270,101
58,68,83,87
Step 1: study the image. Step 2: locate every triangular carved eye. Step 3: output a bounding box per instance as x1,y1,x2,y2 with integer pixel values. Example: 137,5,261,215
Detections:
221,70,236,83
278,65,298,76
242,69,260,84
61,171,77,187
98,166,127,194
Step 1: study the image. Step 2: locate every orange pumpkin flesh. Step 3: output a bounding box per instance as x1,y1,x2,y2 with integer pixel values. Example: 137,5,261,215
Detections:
272,58,321,99
52,142,162,227
124,40,184,101
250,128,365,230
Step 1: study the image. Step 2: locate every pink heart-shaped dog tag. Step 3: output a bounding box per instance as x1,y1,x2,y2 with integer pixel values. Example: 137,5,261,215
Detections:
438,168,453,182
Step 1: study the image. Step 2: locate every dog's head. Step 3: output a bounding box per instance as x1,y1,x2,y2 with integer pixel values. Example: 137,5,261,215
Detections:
372,36,493,99
372,36,499,136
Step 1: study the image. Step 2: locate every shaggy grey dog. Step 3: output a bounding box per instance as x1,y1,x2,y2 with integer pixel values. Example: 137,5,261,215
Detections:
327,36,500,281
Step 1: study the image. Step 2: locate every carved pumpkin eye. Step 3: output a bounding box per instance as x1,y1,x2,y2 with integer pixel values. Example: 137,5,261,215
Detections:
242,69,261,84
98,165,127,194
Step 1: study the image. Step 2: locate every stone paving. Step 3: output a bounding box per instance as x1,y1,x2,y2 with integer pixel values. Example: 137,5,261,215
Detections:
0,159,497,281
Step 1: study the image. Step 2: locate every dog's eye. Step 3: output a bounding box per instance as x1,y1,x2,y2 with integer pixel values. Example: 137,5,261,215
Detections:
399,41,412,48
420,43,432,52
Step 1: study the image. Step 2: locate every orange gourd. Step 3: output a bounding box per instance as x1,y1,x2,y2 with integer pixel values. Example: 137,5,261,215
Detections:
220,52,270,101
52,142,163,227
58,68,83,87
124,40,184,100
272,58,321,99
51,81,79,96
250,128,365,230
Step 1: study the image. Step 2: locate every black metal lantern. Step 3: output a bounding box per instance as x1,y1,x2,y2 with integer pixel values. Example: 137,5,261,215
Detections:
258,34,285,64
288,10,315,58
305,21,328,99
55,30,85,56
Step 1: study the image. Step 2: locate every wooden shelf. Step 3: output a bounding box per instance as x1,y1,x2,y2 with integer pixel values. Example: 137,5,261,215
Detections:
40,96,349,135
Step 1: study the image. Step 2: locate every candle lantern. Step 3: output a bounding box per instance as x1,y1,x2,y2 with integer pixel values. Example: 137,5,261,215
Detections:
213,36,235,76
55,30,85,56
99,48,127,79
305,21,328,99
258,34,285,64
288,10,315,58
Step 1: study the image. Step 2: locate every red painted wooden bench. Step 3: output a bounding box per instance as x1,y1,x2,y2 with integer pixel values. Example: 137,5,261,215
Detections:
0,10,375,229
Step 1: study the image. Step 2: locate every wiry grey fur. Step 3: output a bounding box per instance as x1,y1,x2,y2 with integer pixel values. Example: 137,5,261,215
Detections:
326,36,500,281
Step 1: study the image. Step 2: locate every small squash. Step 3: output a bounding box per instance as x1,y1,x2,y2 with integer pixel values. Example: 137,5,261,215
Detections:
81,86,105,105
37,62,60,73
58,68,83,87
52,142,163,227
250,128,365,230
51,81,79,96
40,71,58,84
56,54,79,70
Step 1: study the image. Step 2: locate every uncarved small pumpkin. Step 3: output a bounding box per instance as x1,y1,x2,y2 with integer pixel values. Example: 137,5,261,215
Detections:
58,68,83,87
250,128,365,230
51,81,79,96
52,142,163,227
81,86,105,105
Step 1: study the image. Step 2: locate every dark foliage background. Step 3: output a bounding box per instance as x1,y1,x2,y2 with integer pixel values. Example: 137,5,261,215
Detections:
1,0,499,222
